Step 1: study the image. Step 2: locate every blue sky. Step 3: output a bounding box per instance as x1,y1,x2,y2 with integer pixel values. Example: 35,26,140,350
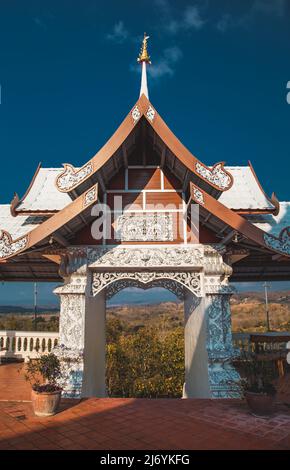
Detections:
0,1,289,306
0,1,290,200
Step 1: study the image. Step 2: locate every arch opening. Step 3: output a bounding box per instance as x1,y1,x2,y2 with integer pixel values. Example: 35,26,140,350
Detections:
105,286,185,399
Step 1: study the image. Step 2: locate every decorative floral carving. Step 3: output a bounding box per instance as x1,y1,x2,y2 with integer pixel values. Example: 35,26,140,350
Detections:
146,105,155,122
92,271,202,297
106,278,185,300
204,277,235,294
195,162,233,191
131,105,141,124
88,246,204,268
56,294,85,350
53,344,84,398
115,213,173,241
83,185,98,207
0,230,28,259
208,363,241,399
206,294,241,398
191,187,205,205
264,227,290,256
56,162,93,192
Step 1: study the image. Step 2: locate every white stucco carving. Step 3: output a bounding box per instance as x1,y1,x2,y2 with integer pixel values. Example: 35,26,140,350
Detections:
115,213,174,241
146,105,155,122
191,187,205,205
264,227,290,256
88,246,204,268
92,271,202,298
131,105,141,123
0,230,28,259
106,278,185,300
56,162,93,192
84,185,97,207
195,162,233,190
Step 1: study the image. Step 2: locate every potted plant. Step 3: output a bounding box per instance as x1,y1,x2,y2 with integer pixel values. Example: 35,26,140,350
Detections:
25,353,62,417
238,353,277,417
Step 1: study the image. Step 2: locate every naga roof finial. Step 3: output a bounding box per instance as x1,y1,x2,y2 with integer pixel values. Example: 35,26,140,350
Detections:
137,33,151,64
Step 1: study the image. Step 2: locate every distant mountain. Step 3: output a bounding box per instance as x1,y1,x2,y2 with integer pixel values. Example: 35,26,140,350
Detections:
232,291,290,305
0,306,59,314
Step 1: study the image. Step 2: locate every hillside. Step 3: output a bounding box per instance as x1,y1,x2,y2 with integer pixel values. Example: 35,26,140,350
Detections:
0,291,290,333
107,291,290,333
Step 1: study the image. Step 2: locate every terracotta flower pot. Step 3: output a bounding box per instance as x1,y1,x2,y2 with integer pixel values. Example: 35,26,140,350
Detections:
245,391,276,418
31,388,62,417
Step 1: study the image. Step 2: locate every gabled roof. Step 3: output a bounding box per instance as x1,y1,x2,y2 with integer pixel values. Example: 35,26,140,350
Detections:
0,205,45,239
11,165,276,215
0,184,98,261
12,167,71,214
247,202,290,236
219,166,276,212
190,183,290,258
54,94,234,196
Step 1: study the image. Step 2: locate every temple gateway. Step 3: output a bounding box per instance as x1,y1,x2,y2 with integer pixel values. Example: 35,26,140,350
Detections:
0,36,290,399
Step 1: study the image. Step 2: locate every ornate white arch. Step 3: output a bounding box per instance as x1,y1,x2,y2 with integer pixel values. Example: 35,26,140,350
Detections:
91,271,202,299
105,278,185,301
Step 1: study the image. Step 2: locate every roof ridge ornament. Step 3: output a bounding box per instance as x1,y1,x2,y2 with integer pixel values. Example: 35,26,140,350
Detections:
264,227,290,256
137,33,151,99
0,230,28,259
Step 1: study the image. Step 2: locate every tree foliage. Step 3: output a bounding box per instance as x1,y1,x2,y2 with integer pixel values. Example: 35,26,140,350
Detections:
106,318,184,398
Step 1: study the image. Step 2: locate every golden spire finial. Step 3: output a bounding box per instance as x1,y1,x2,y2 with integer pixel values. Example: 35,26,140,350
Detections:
137,33,151,64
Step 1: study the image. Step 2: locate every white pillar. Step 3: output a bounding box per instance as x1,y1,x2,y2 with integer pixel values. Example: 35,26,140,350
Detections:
183,292,211,398
54,288,86,398
82,289,106,397
55,277,107,398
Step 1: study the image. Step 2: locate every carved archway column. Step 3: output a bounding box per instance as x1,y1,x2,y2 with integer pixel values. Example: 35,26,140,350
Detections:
54,250,107,398
203,255,241,398
54,270,87,398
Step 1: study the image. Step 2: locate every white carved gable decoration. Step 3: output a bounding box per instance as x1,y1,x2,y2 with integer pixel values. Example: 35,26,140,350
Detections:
146,105,155,122
83,185,98,208
56,163,93,192
131,105,141,124
191,187,205,205
264,227,290,256
195,162,233,191
0,230,28,259
115,213,174,242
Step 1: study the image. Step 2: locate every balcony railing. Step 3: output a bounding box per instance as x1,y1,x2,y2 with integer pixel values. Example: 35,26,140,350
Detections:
0,330,289,364
232,332,290,355
0,331,59,362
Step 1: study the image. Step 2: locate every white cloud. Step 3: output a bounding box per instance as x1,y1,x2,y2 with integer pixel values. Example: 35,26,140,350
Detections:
130,45,183,80
183,5,206,30
217,0,286,32
252,0,286,17
216,14,233,33
148,46,183,79
33,17,47,30
155,0,207,35
106,21,129,43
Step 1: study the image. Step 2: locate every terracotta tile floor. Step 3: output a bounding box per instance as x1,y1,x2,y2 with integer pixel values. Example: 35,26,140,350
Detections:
0,363,290,450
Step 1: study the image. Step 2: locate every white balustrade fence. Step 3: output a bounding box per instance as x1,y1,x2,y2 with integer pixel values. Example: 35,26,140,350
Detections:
0,331,59,362
0,330,289,363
